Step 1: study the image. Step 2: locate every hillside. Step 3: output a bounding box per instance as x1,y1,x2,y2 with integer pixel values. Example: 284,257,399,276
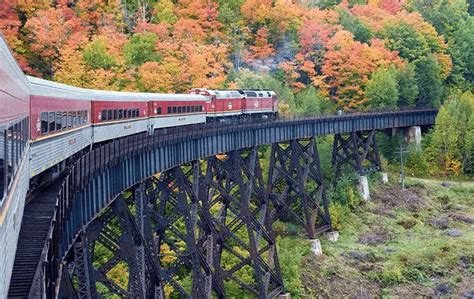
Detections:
278,177,474,298
0,0,473,113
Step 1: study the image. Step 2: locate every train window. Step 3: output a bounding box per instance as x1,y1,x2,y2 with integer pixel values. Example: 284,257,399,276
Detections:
67,112,72,128
62,112,67,129
127,109,131,118
41,112,48,134
167,107,171,114
76,111,81,124
0,127,4,201
72,111,77,127
101,110,107,121
106,110,111,120
185,106,189,113
177,107,182,114
0,116,30,204
49,112,56,132
258,93,263,97
172,107,177,114
56,112,62,131
157,107,162,115
191,106,195,113
112,110,117,120
6,126,13,186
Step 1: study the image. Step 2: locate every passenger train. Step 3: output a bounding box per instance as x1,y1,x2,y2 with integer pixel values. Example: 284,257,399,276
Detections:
1,38,278,199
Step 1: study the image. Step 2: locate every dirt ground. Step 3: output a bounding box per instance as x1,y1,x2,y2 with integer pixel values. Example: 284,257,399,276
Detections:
299,177,474,298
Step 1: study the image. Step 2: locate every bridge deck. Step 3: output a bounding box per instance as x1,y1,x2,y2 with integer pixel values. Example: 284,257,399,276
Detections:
8,183,62,298
7,110,438,297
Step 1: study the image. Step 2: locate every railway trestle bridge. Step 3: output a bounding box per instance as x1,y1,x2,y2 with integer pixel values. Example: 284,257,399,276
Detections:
9,110,437,298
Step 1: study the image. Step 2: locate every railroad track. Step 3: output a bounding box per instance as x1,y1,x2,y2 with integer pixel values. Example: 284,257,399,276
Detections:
8,183,61,298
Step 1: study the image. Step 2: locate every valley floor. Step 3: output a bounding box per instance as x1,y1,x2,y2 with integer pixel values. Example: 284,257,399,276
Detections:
280,176,474,298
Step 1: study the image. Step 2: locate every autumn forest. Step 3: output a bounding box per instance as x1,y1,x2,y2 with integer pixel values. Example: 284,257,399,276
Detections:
1,0,473,175
0,0,472,110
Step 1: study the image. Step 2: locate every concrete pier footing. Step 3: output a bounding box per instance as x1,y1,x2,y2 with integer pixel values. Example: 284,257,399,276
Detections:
326,231,340,242
406,126,422,150
310,239,323,256
358,175,370,200
381,172,389,184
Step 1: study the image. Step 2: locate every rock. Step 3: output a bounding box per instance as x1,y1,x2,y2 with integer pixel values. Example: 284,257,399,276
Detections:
326,231,339,242
380,172,389,184
452,214,474,224
452,204,465,210
384,247,396,254
435,283,452,295
310,239,323,256
462,289,474,298
445,228,462,237
345,251,374,262
277,293,291,299
430,217,449,229
441,181,452,188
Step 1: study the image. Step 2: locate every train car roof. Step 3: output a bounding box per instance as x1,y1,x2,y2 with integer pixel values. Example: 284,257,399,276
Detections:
0,34,30,94
27,76,94,100
191,88,276,98
191,89,243,99
27,76,207,102
93,89,206,102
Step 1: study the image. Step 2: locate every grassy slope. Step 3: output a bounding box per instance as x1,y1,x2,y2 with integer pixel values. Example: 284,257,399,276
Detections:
279,177,474,298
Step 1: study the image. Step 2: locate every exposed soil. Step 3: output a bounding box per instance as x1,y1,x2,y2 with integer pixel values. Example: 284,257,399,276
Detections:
370,184,427,212
300,255,381,298
298,178,474,299
358,227,391,246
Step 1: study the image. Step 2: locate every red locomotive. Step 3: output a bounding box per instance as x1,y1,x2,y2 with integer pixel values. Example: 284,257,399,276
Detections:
190,88,278,120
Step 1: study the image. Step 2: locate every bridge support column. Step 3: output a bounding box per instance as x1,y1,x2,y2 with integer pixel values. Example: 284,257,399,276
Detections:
405,126,422,151
332,130,382,176
204,148,284,298
358,175,370,201
268,138,332,238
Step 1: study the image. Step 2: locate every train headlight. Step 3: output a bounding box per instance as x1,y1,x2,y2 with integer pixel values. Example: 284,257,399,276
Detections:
98,112,102,120
154,108,157,114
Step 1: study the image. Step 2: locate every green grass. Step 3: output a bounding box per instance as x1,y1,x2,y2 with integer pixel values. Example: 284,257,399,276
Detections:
292,175,474,297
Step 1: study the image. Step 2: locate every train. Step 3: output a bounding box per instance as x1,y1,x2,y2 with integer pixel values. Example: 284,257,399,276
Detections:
2,41,278,197
27,77,278,179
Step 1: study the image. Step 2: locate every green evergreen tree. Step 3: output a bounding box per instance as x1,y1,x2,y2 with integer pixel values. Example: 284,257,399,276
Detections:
366,67,399,109
83,39,117,70
153,0,178,24
339,10,372,44
414,56,443,107
123,32,160,66
382,22,430,62
397,63,419,107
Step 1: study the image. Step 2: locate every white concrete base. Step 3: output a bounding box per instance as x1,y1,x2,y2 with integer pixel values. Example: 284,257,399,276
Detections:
358,175,370,200
310,239,323,256
326,231,340,242
407,126,422,151
381,172,388,184
277,293,292,299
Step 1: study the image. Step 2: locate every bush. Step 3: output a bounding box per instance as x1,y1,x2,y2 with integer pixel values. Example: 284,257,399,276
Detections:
277,237,309,297
380,265,405,285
